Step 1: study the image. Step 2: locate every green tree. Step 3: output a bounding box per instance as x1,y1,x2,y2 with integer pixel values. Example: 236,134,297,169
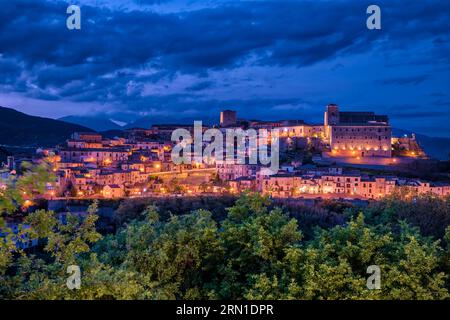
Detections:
299,215,448,300
217,193,301,299
95,206,222,299
0,201,102,299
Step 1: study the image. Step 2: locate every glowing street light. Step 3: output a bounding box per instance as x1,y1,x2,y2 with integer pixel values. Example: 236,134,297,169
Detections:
23,200,33,208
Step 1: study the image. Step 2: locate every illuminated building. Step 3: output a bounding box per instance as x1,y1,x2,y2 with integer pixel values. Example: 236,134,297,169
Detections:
324,104,392,157
220,110,237,127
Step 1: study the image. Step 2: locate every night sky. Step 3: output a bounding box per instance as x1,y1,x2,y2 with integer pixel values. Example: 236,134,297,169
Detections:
0,0,449,136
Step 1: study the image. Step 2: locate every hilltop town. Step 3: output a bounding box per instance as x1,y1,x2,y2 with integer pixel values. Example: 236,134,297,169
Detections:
1,104,449,202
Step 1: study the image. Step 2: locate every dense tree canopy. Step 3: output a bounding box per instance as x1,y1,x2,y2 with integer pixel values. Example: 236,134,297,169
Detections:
1,163,449,299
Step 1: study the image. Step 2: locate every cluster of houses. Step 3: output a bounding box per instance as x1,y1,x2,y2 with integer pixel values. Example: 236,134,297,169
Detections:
45,131,194,198
226,164,450,199
1,104,448,200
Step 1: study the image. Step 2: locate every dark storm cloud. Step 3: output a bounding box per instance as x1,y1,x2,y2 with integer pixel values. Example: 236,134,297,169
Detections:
122,95,322,125
379,75,429,86
0,0,449,136
186,81,214,91
133,0,173,4
389,111,448,119
428,92,447,97
2,1,448,81
0,58,22,85
432,100,450,108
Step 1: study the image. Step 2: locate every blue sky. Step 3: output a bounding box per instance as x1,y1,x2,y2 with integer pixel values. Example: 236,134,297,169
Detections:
0,0,449,136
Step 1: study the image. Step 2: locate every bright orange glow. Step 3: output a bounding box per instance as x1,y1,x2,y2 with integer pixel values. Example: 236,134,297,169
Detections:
23,200,33,207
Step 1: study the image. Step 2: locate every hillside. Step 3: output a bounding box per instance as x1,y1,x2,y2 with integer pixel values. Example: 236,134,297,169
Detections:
59,115,123,131
392,128,450,160
0,106,94,147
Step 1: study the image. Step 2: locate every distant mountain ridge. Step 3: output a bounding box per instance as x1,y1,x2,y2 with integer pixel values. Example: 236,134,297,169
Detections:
0,106,93,147
392,128,450,160
59,115,123,131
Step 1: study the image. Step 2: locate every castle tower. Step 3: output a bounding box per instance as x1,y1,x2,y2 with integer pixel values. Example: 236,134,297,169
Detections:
324,104,339,126
220,110,237,127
